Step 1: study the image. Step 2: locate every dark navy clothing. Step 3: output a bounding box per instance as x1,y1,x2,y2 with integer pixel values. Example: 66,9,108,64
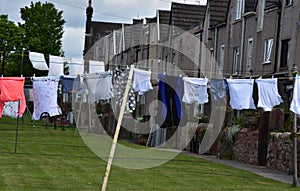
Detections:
61,75,80,93
156,74,186,128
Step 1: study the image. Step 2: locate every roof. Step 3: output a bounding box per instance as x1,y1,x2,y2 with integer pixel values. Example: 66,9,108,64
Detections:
158,10,171,41
208,0,230,28
159,10,171,25
90,21,124,42
170,2,206,31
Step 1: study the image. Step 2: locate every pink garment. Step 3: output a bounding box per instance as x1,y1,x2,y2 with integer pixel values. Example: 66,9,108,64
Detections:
0,77,26,117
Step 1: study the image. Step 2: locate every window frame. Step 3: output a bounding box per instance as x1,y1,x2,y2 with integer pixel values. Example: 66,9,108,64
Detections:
219,44,225,71
233,47,240,74
236,0,243,20
247,38,253,71
263,38,273,64
280,39,290,69
286,0,293,7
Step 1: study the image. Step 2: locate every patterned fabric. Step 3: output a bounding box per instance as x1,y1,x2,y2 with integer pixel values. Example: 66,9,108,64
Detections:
32,76,61,120
0,77,26,118
2,101,19,118
114,68,136,112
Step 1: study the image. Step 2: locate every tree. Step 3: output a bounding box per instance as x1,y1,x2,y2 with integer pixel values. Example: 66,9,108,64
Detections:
20,1,65,55
0,15,24,75
18,1,66,77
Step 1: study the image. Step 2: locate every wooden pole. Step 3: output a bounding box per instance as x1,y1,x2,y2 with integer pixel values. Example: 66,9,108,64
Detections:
293,113,298,187
101,65,134,191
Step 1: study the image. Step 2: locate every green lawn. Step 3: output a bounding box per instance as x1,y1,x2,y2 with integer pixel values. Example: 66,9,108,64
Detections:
0,116,297,191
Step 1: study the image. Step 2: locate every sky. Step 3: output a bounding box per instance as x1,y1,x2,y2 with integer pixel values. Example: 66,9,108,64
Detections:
0,0,207,58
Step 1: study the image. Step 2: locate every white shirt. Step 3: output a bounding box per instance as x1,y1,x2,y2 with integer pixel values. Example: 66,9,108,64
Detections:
290,76,300,115
182,77,208,104
226,79,256,110
256,78,283,111
132,68,153,95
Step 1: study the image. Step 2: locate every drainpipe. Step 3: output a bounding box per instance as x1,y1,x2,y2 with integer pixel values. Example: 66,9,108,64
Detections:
239,2,245,76
213,27,218,77
273,1,282,74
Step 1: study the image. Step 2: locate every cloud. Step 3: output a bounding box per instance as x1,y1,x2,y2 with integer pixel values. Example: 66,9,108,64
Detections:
1,0,207,58
62,27,85,58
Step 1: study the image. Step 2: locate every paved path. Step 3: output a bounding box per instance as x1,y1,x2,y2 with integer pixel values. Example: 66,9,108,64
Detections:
183,151,300,186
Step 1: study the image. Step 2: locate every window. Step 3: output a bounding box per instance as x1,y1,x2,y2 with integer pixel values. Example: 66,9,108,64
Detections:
150,24,156,43
247,38,253,71
236,0,243,20
233,47,240,74
257,0,265,31
219,45,225,71
286,0,293,6
280,39,290,68
210,48,214,78
263,38,273,63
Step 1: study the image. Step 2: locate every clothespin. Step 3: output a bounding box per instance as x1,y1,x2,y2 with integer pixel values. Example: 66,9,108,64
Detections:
258,76,262,79
272,75,274,79
163,71,166,75
229,75,233,79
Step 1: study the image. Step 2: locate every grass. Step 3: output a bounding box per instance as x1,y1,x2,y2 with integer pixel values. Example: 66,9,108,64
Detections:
0,115,298,191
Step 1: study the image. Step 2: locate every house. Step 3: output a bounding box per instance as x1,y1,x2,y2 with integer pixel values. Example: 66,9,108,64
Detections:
202,0,300,166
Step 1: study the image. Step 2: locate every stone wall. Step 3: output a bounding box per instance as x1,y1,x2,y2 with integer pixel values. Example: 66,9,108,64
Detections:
233,128,259,165
267,132,300,176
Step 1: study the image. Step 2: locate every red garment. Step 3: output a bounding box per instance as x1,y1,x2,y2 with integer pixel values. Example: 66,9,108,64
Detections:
0,77,26,117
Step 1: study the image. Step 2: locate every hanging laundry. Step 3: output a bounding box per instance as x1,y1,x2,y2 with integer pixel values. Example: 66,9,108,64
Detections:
256,78,283,111
3,101,19,118
61,75,80,93
132,68,153,95
156,74,185,128
83,73,99,104
32,76,61,120
0,77,26,118
69,58,84,76
182,77,209,104
127,86,136,113
24,88,34,102
29,52,49,70
226,79,256,110
290,76,300,115
89,60,105,73
113,67,136,112
48,55,64,76
95,72,114,101
210,78,227,101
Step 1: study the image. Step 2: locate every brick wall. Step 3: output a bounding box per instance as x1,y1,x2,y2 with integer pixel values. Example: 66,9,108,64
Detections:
267,132,300,176
233,128,259,165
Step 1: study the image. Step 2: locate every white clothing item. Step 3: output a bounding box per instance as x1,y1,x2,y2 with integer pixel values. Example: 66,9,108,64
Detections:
227,79,256,110
48,55,64,76
84,74,98,103
29,52,49,70
132,68,153,95
290,76,300,115
89,60,105,73
182,77,208,104
3,101,19,118
32,76,61,120
69,58,84,76
256,78,283,111
95,72,114,101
